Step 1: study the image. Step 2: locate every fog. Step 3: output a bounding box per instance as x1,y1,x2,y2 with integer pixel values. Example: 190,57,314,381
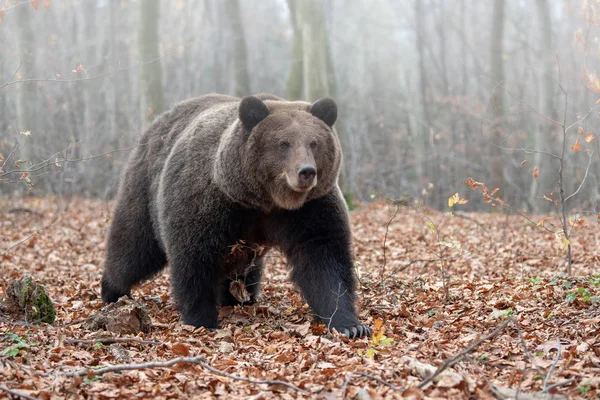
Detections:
1,0,599,213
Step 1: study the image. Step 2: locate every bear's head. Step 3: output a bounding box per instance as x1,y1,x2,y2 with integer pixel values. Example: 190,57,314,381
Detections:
215,96,342,211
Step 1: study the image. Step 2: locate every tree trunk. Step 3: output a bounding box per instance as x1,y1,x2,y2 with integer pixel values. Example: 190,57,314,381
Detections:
414,0,431,189
139,0,164,127
529,0,554,207
15,4,37,165
489,0,506,198
224,0,251,97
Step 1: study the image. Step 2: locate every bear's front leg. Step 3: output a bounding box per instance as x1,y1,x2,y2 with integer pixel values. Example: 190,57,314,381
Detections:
270,189,371,339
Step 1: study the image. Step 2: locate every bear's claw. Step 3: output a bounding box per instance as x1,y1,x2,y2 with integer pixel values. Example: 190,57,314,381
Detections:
338,324,371,339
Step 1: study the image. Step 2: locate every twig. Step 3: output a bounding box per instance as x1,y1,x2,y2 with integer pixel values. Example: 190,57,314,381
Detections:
64,337,162,346
513,319,536,370
466,356,507,400
355,372,400,390
1,214,61,256
0,40,199,89
380,203,401,283
340,371,401,399
543,340,561,392
555,55,572,275
0,385,37,400
45,356,308,394
418,318,512,389
564,145,596,202
491,143,561,160
341,373,353,400
545,378,574,391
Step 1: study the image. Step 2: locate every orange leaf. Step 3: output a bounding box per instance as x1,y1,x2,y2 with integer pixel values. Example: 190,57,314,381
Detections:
585,132,595,143
521,160,527,166
31,0,39,11
490,188,499,196
171,343,190,357
578,127,584,134
372,318,384,334
0,10,4,21
43,0,51,9
572,140,581,152
533,167,539,179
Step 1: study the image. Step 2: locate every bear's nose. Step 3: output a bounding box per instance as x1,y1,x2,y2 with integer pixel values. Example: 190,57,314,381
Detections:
298,165,317,184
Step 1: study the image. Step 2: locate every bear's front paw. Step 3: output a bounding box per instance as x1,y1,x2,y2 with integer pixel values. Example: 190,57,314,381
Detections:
182,312,219,331
333,324,372,339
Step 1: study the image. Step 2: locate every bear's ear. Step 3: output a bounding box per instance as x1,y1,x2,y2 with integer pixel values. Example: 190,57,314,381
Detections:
310,97,337,127
239,96,270,132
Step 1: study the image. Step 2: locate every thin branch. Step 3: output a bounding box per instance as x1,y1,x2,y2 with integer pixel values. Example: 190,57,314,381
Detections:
513,318,536,370
564,104,600,134
0,61,22,89
0,40,199,89
64,337,162,346
545,379,574,392
481,78,563,127
355,372,401,391
0,134,164,179
466,356,507,400
564,145,596,202
1,214,61,256
0,385,37,400
418,318,512,389
46,356,308,394
380,203,401,283
543,340,561,392
491,143,561,160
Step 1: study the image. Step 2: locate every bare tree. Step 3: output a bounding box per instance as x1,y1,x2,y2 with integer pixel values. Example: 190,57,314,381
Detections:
488,0,506,197
139,0,164,126
224,0,251,97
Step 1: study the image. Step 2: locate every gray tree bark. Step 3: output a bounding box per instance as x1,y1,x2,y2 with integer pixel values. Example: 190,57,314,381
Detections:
139,0,164,126
224,0,251,97
489,0,506,198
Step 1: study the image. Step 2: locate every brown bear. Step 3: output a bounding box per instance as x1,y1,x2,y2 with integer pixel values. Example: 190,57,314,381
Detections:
101,93,371,338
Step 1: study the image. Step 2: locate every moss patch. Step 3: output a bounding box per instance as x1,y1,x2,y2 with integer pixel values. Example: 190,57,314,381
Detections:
2,276,56,324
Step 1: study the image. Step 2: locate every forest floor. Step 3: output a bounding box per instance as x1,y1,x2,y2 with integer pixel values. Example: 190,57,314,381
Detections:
0,197,599,399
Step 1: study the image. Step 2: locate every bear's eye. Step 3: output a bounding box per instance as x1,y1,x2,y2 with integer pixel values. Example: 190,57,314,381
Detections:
310,140,318,149
279,141,290,150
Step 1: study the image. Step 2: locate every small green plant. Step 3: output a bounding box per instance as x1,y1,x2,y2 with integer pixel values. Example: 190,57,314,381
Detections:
357,319,394,359
427,310,436,317
589,274,600,286
1,333,29,358
565,292,577,303
477,354,489,362
579,384,591,394
566,287,592,304
529,276,542,285
92,342,104,351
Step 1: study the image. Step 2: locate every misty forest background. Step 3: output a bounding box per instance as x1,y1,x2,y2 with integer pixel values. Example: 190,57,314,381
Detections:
1,0,600,214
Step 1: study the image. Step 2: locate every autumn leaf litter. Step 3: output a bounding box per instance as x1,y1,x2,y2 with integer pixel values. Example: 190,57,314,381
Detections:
0,197,599,399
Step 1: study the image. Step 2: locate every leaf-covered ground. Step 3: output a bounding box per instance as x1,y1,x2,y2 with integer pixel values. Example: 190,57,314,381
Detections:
1,197,599,399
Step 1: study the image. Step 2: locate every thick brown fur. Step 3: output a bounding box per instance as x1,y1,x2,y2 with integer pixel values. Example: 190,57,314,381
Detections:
101,93,370,339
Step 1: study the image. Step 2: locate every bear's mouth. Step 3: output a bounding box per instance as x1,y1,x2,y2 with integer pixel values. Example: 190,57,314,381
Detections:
284,173,317,194
271,177,312,210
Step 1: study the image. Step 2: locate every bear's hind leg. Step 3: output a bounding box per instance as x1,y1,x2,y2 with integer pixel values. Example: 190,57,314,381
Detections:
101,190,167,303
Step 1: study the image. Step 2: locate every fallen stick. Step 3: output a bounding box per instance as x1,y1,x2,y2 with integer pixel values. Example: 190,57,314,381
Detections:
418,318,512,389
44,356,308,394
0,385,37,400
64,337,161,346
